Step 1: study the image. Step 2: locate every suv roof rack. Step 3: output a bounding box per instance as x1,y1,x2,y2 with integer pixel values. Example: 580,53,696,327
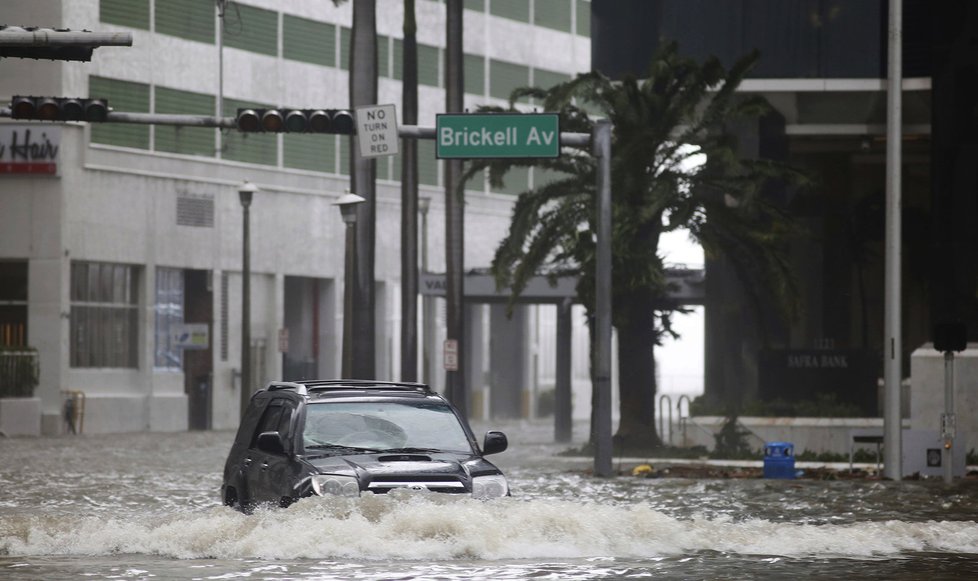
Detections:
265,379,432,396
266,381,308,395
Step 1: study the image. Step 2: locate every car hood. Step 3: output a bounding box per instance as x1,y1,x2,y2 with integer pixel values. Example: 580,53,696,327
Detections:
304,451,500,493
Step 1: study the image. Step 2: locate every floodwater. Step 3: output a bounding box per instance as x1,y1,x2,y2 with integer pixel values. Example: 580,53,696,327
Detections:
2,420,978,580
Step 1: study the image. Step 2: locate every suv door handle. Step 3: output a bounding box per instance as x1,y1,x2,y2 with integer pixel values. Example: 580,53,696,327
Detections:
261,462,269,470
242,458,253,467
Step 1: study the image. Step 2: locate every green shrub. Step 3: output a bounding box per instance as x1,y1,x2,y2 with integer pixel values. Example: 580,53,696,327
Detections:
690,393,864,418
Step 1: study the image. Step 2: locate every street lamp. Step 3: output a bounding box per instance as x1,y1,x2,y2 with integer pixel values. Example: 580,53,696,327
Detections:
238,180,258,421
335,191,366,378
418,196,432,381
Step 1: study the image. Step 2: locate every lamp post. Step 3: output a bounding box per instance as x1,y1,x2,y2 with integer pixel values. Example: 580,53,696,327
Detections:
418,196,431,382
335,192,366,377
238,180,257,421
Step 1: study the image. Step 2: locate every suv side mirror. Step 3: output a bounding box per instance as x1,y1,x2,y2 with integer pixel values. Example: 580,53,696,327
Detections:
256,431,287,455
482,430,508,455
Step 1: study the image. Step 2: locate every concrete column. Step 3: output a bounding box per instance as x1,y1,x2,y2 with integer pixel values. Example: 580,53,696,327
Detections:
465,304,486,420
555,299,573,442
489,304,528,419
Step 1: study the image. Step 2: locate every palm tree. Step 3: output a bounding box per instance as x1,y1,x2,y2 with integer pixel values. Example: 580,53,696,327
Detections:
462,42,807,450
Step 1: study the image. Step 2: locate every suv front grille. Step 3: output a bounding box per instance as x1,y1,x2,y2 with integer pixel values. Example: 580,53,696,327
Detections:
367,479,467,494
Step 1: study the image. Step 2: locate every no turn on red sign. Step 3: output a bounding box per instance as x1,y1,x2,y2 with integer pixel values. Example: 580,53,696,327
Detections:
355,104,399,158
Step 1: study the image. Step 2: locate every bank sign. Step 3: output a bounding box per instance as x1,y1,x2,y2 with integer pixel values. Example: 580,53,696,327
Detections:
0,125,61,176
436,113,559,159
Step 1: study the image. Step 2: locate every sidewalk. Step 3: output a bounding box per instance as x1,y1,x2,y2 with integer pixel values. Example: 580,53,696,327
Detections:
473,417,976,479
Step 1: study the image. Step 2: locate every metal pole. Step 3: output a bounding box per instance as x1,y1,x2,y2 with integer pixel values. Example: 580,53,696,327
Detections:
217,1,224,119
419,197,432,382
349,0,378,379
216,1,224,157
444,0,466,413
0,29,133,46
342,221,357,377
238,192,252,420
555,298,573,443
400,0,419,383
593,120,614,477
942,351,956,484
883,0,903,481
104,112,236,128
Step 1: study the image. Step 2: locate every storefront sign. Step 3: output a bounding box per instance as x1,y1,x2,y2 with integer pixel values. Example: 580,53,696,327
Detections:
172,323,209,350
0,125,60,176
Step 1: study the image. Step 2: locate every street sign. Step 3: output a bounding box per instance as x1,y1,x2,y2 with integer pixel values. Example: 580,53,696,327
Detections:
355,104,399,158
436,113,559,159
443,339,458,371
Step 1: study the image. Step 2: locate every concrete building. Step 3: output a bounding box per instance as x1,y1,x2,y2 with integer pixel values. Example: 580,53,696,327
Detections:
0,0,599,435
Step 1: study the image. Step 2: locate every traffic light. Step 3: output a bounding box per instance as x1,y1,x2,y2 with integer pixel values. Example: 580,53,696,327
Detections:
10,96,109,122
235,108,355,134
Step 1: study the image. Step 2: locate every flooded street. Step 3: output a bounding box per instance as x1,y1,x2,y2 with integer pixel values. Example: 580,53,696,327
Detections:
2,420,978,580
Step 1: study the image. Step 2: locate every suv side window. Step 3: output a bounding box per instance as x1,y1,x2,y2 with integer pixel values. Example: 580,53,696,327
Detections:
250,399,294,448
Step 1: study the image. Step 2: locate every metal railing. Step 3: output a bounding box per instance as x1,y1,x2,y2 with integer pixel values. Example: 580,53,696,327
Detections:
677,394,692,447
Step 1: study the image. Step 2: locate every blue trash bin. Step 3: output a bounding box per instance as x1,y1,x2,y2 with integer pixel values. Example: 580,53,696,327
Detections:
763,442,796,479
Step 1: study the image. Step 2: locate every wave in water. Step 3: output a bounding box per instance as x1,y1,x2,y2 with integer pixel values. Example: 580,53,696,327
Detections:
2,494,977,560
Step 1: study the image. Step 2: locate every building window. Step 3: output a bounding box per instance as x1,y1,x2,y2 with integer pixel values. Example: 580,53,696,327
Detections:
284,133,336,173
490,0,530,22
0,261,28,348
418,44,441,87
576,0,591,37
489,59,530,101
534,67,572,91
394,139,439,187
89,76,150,149
155,86,216,157
534,0,572,32
283,15,335,67
491,166,530,196
464,53,485,95
154,267,184,369
100,0,149,30
156,0,215,44
222,97,278,166
222,3,278,57
339,26,352,71
70,261,139,368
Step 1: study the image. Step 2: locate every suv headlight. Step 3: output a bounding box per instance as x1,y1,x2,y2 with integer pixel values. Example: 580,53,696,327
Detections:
471,474,508,499
311,474,360,497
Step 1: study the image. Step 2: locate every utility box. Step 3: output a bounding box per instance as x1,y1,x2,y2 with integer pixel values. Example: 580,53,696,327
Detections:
763,442,796,479
901,429,967,478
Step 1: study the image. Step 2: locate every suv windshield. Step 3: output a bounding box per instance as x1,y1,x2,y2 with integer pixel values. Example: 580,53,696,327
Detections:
302,401,473,453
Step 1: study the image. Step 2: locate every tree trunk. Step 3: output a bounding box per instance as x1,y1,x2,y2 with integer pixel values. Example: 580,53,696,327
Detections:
614,292,662,450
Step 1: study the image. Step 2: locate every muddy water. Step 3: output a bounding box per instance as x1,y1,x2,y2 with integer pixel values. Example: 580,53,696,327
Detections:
2,421,977,580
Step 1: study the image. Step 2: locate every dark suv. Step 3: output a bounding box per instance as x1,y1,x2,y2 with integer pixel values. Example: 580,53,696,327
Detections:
221,379,509,510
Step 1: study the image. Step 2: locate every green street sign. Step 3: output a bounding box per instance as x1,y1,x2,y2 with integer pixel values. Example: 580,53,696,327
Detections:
436,113,560,159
